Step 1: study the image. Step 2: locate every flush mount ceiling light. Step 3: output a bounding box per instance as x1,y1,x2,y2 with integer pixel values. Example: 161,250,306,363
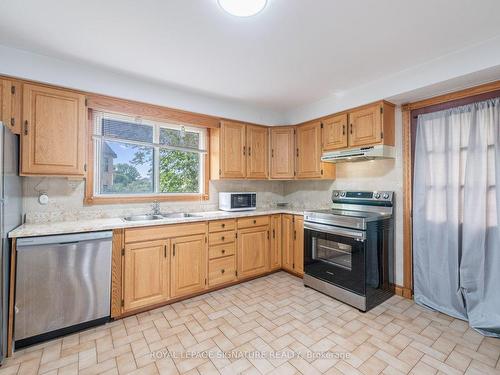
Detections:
217,0,267,17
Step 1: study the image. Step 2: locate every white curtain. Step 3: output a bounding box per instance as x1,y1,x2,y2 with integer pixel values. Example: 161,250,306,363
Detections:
413,97,500,337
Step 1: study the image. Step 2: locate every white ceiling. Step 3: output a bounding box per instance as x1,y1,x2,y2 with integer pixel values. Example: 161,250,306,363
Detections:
1,0,500,112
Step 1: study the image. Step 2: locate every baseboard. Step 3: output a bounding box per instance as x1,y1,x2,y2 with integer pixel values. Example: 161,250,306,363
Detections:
391,283,413,299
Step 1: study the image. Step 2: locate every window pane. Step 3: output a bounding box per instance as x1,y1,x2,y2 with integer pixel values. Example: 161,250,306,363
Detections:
102,118,153,143
100,140,154,194
159,150,200,193
159,127,200,148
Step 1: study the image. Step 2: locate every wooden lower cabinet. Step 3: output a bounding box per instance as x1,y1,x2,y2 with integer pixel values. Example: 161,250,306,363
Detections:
123,240,170,312
171,234,207,298
270,214,282,270
237,226,269,279
281,214,304,275
209,256,236,286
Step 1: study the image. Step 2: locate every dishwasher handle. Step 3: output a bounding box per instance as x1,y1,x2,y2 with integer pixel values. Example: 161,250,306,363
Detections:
16,231,113,247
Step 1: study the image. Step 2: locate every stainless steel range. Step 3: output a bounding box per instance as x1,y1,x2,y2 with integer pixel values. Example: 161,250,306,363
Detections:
303,190,394,312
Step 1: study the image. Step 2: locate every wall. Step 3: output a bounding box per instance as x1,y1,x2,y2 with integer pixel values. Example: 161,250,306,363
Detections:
283,107,404,285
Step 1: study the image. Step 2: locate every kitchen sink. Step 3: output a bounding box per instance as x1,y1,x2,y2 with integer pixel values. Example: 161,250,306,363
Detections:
123,214,165,221
161,212,203,219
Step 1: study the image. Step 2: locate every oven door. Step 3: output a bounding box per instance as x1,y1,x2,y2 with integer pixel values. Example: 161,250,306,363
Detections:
304,222,366,296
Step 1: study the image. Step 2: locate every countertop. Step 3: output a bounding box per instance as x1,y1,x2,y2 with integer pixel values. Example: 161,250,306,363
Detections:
9,208,310,238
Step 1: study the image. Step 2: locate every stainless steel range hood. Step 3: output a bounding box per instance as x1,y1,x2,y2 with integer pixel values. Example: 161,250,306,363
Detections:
321,145,395,163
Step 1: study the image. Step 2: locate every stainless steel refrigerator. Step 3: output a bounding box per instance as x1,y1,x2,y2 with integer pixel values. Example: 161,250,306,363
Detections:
0,122,22,362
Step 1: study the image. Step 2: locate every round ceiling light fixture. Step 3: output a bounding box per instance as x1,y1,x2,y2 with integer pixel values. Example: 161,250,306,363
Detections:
217,0,268,17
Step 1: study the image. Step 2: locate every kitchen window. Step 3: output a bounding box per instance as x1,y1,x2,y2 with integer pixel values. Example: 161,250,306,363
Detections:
87,111,208,203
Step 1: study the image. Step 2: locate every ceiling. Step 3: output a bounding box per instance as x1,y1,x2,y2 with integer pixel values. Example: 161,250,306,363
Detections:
1,0,500,111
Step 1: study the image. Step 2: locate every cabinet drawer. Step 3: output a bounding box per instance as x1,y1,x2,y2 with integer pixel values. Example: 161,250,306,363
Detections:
209,256,236,286
209,231,235,246
209,219,236,233
209,243,236,260
237,216,270,229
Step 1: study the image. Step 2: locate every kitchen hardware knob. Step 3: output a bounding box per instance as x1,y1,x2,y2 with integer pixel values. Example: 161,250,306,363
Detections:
221,236,225,241
221,223,225,228
253,219,257,224
221,269,225,274
340,192,346,197
374,193,381,199
334,192,339,197
221,249,225,254
383,193,389,199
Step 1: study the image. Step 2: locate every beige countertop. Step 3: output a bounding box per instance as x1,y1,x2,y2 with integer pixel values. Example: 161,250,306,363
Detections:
9,208,311,238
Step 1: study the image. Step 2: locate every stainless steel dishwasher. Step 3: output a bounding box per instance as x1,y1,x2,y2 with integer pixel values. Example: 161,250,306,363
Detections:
14,231,112,348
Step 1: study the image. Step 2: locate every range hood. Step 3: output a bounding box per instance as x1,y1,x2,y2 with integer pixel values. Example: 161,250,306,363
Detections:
321,145,395,163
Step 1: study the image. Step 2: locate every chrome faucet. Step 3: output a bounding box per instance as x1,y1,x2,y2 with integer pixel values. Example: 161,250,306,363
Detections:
151,201,160,215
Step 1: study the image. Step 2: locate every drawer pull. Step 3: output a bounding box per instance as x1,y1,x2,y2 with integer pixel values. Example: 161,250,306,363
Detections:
221,249,225,254
221,236,225,241
222,223,225,228
253,219,257,224
221,269,225,274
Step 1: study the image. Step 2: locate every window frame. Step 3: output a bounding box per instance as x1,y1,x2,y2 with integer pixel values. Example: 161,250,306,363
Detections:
84,109,210,205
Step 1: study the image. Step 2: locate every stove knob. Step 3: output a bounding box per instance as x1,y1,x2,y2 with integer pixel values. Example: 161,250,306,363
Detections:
340,192,346,197
333,192,339,197
374,193,381,199
383,193,389,199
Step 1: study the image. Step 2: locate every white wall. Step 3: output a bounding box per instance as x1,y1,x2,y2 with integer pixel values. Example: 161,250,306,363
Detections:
0,44,286,125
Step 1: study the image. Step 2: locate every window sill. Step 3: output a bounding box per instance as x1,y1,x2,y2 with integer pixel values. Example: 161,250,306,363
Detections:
84,194,209,205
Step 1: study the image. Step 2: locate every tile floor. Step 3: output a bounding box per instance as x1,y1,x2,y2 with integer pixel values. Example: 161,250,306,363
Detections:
1,272,499,375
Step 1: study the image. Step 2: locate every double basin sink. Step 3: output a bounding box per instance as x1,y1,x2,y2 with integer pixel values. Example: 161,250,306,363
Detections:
123,212,203,222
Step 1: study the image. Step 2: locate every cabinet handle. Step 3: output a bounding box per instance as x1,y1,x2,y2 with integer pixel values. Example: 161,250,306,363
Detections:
248,147,251,156
221,223,225,228
221,236,225,241
221,249,225,254
253,219,257,224
294,230,297,240
221,269,225,274
296,148,299,157
350,124,353,134
173,244,176,256
24,120,28,135
267,231,270,239
271,149,274,157
164,245,167,258
343,125,346,135
272,229,275,238
243,146,246,156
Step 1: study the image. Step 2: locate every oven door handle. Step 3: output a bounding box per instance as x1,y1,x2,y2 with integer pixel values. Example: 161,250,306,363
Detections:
304,222,366,241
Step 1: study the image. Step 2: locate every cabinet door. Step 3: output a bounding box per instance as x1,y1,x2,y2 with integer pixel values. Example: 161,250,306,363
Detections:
171,234,206,298
281,214,294,272
322,114,347,151
348,104,382,147
220,121,246,178
1,79,22,135
293,215,304,275
270,127,295,179
237,226,269,279
21,84,86,176
270,214,282,270
296,122,322,179
123,240,169,312
246,125,268,179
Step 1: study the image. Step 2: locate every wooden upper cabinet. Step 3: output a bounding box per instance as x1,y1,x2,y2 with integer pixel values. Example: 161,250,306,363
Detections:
171,234,206,298
21,84,86,176
246,125,268,179
1,79,22,134
123,240,170,312
296,122,322,178
215,121,246,179
237,226,269,279
348,102,395,147
270,127,294,179
322,114,347,151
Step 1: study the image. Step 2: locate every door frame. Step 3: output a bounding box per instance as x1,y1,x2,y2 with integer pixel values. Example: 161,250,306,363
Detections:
401,80,500,299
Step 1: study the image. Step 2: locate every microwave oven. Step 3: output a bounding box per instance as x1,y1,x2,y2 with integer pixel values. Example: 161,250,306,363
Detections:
219,192,257,211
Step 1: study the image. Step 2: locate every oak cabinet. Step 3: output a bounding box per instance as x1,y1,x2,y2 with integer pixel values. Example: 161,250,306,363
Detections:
218,121,246,178
123,240,170,312
296,122,335,180
1,79,22,134
208,256,236,286
171,234,207,298
348,101,395,147
237,226,269,279
21,84,86,176
246,125,269,179
322,113,348,151
281,214,304,275
270,127,295,179
270,214,282,270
